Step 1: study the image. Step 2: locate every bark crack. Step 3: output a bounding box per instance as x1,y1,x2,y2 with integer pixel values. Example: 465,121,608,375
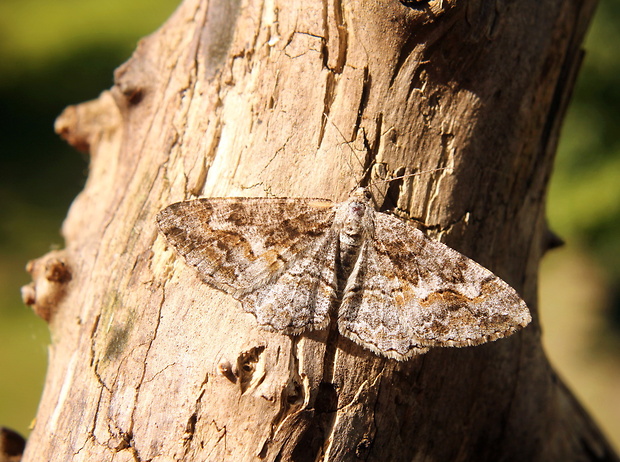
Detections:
332,0,349,74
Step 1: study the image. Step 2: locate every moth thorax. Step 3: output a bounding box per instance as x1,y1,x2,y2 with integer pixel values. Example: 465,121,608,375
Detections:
340,201,367,246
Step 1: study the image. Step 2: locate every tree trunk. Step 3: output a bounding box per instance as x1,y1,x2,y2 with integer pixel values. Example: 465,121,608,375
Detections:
20,0,618,460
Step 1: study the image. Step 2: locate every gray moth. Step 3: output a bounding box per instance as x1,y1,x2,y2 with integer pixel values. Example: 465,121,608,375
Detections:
156,187,531,360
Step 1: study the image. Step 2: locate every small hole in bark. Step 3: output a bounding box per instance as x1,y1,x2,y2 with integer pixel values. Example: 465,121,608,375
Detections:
356,435,373,458
286,379,303,405
45,258,72,283
236,345,265,393
117,83,143,105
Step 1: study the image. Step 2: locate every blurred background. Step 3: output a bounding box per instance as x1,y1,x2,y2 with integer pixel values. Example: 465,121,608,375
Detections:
0,0,619,452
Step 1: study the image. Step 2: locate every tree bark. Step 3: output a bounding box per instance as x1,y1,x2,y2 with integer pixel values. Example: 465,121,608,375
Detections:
20,0,618,460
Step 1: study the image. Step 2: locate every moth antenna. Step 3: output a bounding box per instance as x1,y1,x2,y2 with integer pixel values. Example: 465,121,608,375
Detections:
322,112,370,185
367,167,452,189
363,166,454,211
322,113,455,196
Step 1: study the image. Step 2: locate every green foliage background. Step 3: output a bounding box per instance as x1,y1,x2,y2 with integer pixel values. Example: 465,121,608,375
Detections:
549,1,620,288
0,0,618,451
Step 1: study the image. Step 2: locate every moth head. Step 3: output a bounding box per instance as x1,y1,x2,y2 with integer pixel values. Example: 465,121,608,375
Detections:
334,187,376,241
347,188,374,218
350,187,373,204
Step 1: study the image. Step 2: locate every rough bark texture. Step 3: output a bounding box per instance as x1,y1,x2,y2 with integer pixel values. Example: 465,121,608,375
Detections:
20,0,618,461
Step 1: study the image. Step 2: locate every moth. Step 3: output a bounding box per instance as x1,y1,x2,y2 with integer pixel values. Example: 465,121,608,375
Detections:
156,187,531,360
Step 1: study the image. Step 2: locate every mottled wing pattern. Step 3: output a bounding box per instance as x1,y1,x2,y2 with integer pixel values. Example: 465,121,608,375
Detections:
338,211,531,360
157,198,339,332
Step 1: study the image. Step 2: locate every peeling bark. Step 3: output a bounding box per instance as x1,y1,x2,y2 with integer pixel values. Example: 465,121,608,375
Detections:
21,0,619,461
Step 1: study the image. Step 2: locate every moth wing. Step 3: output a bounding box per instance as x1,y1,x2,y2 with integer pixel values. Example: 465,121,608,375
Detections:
157,197,339,332
338,211,531,360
